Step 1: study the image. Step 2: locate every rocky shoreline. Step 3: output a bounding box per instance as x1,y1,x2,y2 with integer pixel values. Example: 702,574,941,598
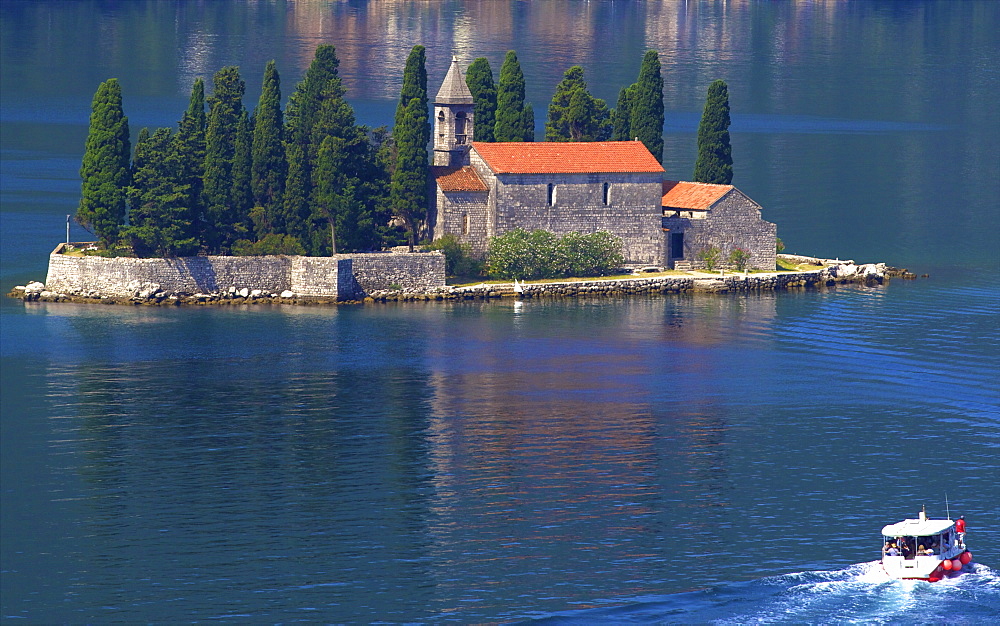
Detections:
9,256,918,307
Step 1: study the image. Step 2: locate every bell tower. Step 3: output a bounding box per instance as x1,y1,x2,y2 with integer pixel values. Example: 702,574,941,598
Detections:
433,56,475,167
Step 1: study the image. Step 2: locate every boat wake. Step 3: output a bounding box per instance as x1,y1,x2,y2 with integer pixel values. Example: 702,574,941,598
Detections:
530,562,1000,624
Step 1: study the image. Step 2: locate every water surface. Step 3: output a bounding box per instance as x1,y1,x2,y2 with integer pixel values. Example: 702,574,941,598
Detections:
2,1,998,622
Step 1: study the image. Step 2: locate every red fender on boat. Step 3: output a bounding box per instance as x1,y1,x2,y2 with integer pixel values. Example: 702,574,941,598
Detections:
942,559,953,570
952,559,963,571
960,551,972,565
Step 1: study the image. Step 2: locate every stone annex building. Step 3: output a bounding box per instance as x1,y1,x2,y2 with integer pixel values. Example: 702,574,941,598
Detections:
428,58,777,270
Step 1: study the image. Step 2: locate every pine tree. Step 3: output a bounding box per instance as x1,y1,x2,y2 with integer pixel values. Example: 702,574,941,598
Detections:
545,66,611,142
466,57,496,142
78,78,131,247
390,98,429,251
202,66,247,252
174,78,206,246
125,127,198,257
494,51,534,142
251,60,286,236
610,85,633,141
693,79,733,185
628,50,664,162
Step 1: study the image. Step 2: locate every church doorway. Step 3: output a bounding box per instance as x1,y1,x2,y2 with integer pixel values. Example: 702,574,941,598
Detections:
670,232,685,259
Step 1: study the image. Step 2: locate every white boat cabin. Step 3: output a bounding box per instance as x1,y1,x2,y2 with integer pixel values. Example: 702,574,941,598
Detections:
881,513,962,560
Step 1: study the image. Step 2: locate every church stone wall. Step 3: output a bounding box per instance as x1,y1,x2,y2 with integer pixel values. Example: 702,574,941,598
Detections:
432,189,491,255
491,172,665,265
662,190,777,270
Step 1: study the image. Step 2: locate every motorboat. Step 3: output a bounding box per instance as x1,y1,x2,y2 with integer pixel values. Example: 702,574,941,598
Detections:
880,508,972,581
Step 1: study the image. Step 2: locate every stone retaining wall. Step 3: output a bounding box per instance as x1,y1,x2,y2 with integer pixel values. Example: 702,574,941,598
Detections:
446,271,828,300
43,244,445,300
343,253,446,292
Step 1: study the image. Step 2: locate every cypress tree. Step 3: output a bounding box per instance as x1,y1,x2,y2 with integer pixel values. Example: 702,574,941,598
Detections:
174,78,206,246
78,78,131,247
628,50,664,162
610,85,633,141
390,97,429,251
202,65,247,252
395,45,429,149
283,45,342,246
390,47,430,251
693,79,734,185
231,108,253,237
127,127,152,233
313,135,361,254
251,60,286,236
494,51,534,142
126,127,198,257
306,77,367,255
368,126,402,249
286,45,341,146
283,142,309,244
545,66,611,142
466,57,496,142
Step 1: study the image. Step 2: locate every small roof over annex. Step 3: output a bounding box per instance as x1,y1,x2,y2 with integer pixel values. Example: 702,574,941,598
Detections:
472,140,665,175
432,165,488,192
661,180,734,211
435,56,474,105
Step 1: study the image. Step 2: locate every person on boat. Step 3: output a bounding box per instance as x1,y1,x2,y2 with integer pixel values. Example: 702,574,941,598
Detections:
956,515,966,545
885,543,899,557
901,541,913,558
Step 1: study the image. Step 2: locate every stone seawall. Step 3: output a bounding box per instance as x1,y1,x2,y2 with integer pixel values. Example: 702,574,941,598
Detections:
15,247,912,306
40,244,445,301
364,262,914,302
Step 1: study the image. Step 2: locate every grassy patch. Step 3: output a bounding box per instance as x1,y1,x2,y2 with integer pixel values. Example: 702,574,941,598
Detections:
776,258,824,272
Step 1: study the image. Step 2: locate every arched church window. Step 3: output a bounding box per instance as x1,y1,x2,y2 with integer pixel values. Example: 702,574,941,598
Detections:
603,182,610,205
547,183,556,206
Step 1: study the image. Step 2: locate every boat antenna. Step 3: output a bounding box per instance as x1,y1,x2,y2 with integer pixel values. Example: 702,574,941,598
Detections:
946,493,951,520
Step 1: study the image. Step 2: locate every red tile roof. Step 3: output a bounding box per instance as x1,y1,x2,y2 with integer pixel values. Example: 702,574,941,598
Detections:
471,141,665,174
661,180,733,210
432,166,488,192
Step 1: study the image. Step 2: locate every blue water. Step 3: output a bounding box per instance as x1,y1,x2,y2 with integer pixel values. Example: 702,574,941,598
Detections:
2,1,999,622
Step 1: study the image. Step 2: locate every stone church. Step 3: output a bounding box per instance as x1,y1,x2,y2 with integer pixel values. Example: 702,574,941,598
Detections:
428,57,777,270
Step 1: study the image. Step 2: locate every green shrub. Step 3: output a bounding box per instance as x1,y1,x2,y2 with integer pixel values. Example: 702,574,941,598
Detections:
696,245,721,271
557,231,624,277
729,247,752,272
485,229,623,280
422,234,481,276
